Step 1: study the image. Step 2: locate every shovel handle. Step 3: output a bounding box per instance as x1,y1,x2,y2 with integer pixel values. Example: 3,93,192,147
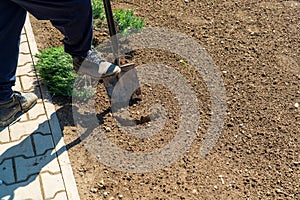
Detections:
102,0,120,65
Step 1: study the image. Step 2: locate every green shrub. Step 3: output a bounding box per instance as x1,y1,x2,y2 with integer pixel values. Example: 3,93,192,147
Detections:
35,47,76,96
35,47,95,100
114,9,145,36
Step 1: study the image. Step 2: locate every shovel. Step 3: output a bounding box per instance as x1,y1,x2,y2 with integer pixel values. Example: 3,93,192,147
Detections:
102,0,141,109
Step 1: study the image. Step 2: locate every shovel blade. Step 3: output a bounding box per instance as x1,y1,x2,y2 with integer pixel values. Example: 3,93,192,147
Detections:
103,63,142,110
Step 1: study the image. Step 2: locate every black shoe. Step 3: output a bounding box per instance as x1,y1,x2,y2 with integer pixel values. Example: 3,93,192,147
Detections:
0,91,38,127
73,50,121,79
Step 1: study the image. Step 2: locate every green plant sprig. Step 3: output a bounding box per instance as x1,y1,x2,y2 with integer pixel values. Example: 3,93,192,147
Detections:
92,0,106,30
91,1,145,35
113,9,145,37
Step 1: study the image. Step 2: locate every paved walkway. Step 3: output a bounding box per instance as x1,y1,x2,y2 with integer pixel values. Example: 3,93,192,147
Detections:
0,17,80,200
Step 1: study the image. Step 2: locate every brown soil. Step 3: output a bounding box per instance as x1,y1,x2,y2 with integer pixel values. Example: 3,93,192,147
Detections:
30,0,299,199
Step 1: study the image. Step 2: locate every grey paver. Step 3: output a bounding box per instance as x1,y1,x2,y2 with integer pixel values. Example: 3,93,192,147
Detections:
40,172,67,200
40,92,80,200
0,16,80,200
9,115,50,141
20,33,27,43
12,77,22,92
32,133,54,155
21,84,43,100
15,153,61,182
19,111,29,122
27,102,46,120
16,62,36,77
19,75,38,91
19,41,30,54
0,137,35,162
0,159,15,185
52,191,68,200
0,175,43,200
0,127,10,143
17,53,32,66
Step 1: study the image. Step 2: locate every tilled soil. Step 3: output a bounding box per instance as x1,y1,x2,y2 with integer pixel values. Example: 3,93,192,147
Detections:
30,0,299,199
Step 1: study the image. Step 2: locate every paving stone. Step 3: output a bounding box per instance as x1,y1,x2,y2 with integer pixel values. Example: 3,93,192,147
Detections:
15,152,61,182
0,159,15,185
32,133,54,156
19,112,29,122
19,75,38,92
9,115,50,141
23,85,42,100
16,62,36,77
0,175,43,200
37,98,43,104
0,136,34,163
28,102,46,120
0,127,10,143
0,16,80,200
42,97,81,200
52,191,68,200
19,42,30,54
20,33,27,43
18,53,32,66
40,172,67,200
12,77,22,92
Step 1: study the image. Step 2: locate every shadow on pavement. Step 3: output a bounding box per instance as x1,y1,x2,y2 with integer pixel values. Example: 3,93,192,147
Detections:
0,105,107,199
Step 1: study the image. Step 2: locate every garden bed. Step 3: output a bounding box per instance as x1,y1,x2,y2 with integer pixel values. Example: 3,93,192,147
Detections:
30,0,299,199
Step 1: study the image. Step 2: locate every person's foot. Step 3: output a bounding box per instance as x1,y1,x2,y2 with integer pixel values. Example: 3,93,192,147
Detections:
73,50,121,79
0,92,38,127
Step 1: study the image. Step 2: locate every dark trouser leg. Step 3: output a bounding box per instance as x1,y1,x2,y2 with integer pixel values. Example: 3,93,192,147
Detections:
12,0,93,57
0,0,26,101
0,0,93,101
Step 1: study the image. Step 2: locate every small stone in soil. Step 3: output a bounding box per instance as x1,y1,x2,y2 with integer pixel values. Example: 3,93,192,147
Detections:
104,127,111,132
98,179,105,188
90,188,98,193
104,191,109,197
192,189,198,195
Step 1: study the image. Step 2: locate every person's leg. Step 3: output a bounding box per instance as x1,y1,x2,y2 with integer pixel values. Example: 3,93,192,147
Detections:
13,0,121,78
0,0,27,101
12,0,93,57
0,0,38,127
